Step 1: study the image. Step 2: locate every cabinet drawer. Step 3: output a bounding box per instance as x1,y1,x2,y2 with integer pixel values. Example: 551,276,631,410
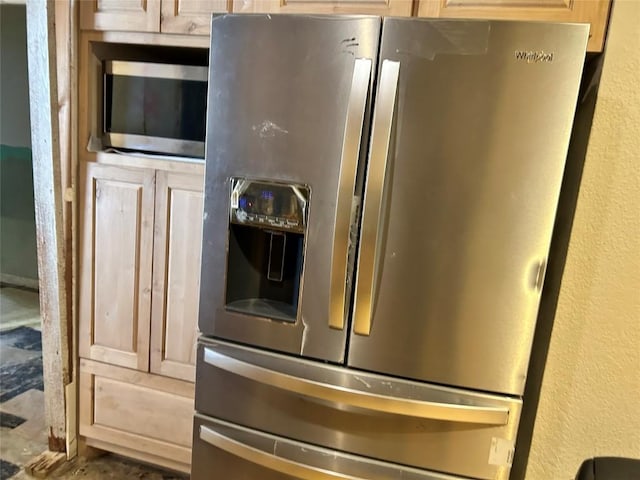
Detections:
80,359,195,471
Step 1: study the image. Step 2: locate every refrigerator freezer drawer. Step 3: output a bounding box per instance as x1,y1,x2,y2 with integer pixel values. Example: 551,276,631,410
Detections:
192,414,466,480
196,340,521,480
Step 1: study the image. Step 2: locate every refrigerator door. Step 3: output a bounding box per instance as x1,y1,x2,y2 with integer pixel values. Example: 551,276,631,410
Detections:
196,340,522,480
200,15,380,362
348,19,589,395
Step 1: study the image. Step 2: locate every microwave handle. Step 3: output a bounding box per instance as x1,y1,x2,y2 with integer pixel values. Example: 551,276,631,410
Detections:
353,60,400,336
104,60,208,82
329,58,372,331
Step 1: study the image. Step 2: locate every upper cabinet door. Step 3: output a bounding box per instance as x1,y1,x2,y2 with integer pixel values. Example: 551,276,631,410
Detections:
417,0,611,51
79,163,156,372
80,0,161,32
233,0,413,16
150,171,204,382
161,0,232,35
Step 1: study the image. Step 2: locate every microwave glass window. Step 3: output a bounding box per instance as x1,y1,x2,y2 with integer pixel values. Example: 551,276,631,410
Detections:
105,74,207,142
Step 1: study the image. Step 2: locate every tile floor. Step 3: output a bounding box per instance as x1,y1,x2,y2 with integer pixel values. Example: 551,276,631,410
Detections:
0,285,188,479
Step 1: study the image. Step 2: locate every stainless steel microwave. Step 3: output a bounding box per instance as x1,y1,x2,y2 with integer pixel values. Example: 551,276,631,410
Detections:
102,60,208,158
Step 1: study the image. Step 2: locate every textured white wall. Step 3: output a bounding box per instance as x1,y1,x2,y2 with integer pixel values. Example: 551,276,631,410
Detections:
526,1,640,478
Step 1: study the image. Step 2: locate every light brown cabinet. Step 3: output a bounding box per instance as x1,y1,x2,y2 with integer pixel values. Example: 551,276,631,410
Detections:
80,0,611,51
161,0,231,34
80,0,162,32
80,0,231,34
232,0,413,16
78,162,203,472
416,0,611,52
79,162,204,381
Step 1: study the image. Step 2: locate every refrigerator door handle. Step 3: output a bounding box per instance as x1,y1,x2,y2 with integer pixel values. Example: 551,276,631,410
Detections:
353,59,400,336
204,347,510,425
329,58,373,331
200,425,367,480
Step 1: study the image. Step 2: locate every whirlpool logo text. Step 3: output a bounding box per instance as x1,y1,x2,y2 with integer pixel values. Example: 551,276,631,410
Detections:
514,50,554,63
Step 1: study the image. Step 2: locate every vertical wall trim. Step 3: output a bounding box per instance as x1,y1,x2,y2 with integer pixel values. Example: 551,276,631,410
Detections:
26,0,70,452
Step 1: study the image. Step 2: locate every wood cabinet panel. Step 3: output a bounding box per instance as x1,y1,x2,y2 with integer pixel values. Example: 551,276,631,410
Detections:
93,183,139,351
417,0,610,51
80,0,162,32
94,376,193,446
78,0,610,50
98,0,147,11
79,359,194,471
233,0,414,16
161,0,231,35
150,171,204,382
79,163,155,371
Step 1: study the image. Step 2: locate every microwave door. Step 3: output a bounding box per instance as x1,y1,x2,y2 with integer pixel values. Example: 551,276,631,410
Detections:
103,61,207,158
198,15,380,363
347,19,588,395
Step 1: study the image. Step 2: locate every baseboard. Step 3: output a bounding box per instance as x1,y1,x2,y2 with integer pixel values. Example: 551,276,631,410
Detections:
0,273,39,290
83,437,191,474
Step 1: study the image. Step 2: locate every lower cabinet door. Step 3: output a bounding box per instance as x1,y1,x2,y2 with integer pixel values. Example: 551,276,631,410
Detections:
192,414,466,480
79,163,155,371
150,171,204,382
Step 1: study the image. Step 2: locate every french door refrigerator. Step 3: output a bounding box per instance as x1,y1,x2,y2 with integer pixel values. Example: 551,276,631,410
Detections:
193,14,588,480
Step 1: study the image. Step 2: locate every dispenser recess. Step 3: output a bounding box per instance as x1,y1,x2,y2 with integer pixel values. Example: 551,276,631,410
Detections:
225,178,309,323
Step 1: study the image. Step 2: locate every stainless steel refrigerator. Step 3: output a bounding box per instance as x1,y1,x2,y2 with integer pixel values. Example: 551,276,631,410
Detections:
193,14,588,480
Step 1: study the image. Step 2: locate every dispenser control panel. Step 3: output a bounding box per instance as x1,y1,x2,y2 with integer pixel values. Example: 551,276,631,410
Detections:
229,178,309,233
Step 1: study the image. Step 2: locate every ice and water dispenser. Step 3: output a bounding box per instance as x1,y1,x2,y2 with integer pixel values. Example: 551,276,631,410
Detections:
225,178,309,323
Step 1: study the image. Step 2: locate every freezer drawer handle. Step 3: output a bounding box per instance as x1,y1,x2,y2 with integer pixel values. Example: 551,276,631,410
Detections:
204,348,509,425
330,57,373,331
353,60,400,336
200,425,367,480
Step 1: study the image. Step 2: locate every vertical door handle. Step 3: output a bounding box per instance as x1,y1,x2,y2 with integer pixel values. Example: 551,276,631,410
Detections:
353,60,400,336
329,58,372,330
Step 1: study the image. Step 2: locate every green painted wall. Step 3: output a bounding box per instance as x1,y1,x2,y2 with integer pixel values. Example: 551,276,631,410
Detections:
1,5,31,148
0,146,38,281
0,4,38,283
